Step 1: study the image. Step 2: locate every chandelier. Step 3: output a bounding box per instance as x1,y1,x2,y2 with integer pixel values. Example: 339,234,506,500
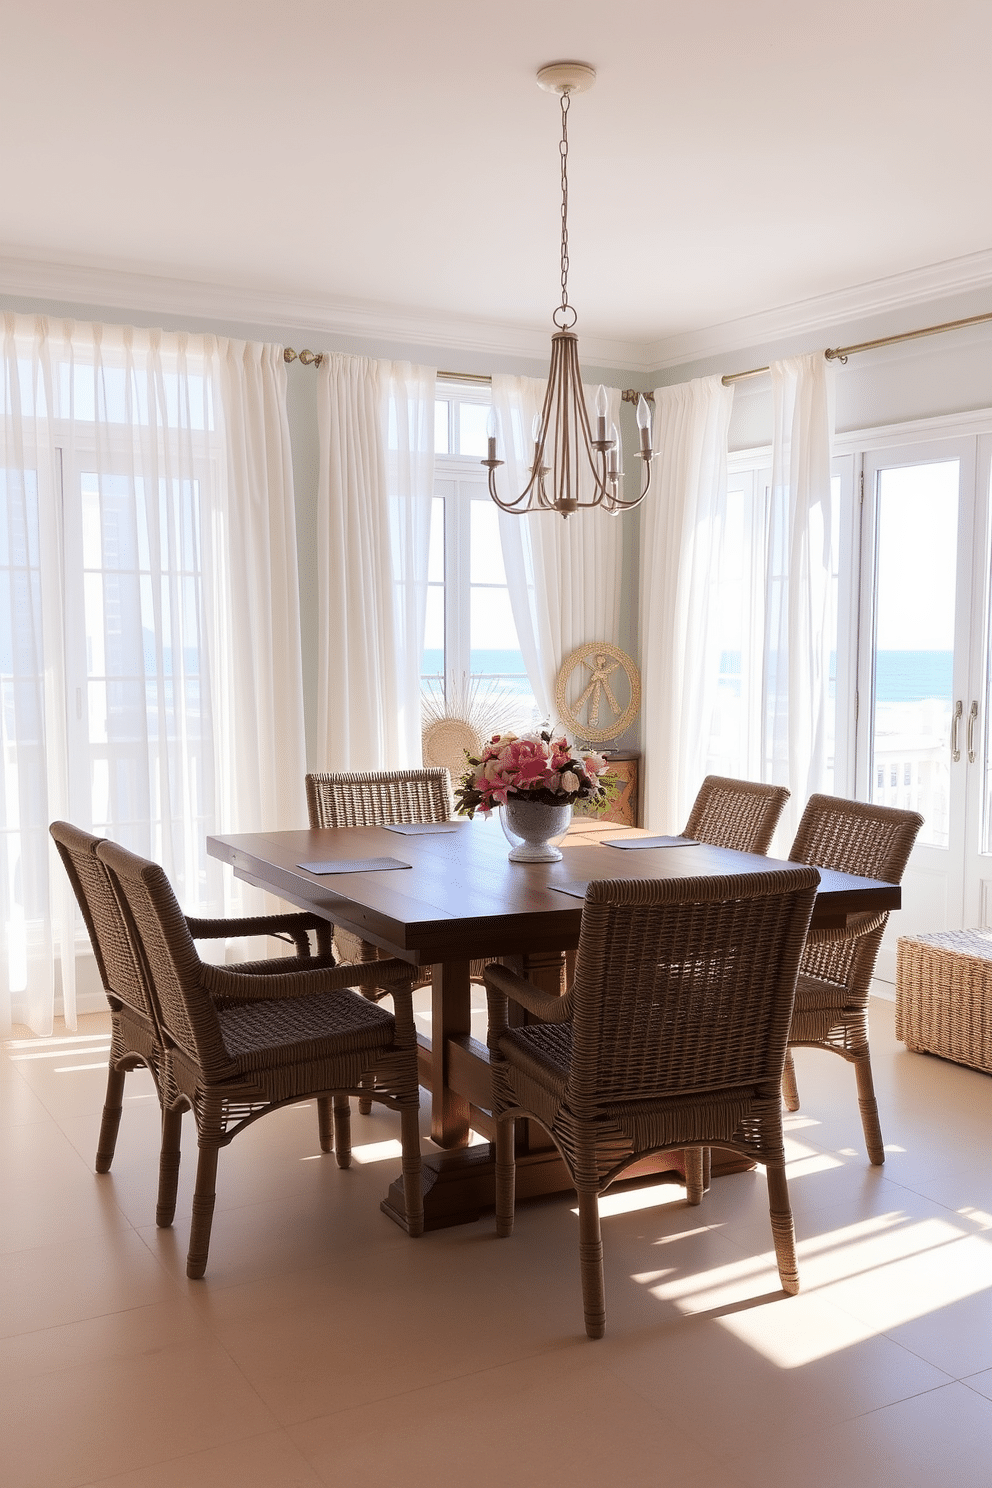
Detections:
484,62,654,518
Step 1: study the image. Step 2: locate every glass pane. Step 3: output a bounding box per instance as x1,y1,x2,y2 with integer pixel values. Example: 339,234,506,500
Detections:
434,400,449,455
470,500,506,584
872,460,958,847
423,587,444,663
458,402,490,457
428,496,444,583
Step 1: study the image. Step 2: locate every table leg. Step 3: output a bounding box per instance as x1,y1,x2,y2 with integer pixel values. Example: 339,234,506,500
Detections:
429,958,472,1150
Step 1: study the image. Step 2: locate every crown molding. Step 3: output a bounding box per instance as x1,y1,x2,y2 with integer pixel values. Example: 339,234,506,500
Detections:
3,244,991,379
0,251,638,370
644,247,992,374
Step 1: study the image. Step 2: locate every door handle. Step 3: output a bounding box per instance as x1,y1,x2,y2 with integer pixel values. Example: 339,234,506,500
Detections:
951,699,963,761
968,699,979,763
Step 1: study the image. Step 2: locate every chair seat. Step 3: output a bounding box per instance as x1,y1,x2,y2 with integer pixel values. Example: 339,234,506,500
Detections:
218,988,395,1065
499,1021,573,1092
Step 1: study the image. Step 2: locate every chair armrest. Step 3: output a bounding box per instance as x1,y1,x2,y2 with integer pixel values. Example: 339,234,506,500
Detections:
186,911,333,959
202,955,415,1006
484,962,571,1052
803,910,888,948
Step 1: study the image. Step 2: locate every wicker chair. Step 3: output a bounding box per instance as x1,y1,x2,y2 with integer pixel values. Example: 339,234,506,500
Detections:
50,821,334,1223
305,768,453,973
784,794,924,1164
485,868,819,1338
96,839,423,1276
306,768,483,1112
683,775,791,855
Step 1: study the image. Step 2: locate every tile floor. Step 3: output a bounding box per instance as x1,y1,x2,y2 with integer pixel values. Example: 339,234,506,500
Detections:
3,989,992,1487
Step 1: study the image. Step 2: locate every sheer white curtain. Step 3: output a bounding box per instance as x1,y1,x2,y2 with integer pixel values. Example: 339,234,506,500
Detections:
0,316,306,1033
490,374,625,721
764,352,837,843
640,376,735,832
316,356,434,769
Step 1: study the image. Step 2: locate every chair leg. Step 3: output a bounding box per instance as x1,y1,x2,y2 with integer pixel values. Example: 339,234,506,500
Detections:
95,1064,127,1172
855,1051,885,1166
702,1145,712,1189
187,1142,219,1280
333,1094,352,1168
156,1106,183,1228
764,1157,799,1295
782,1048,800,1111
495,1115,515,1238
400,1102,424,1237
358,1077,374,1116
577,1188,606,1339
317,1096,334,1153
684,1147,705,1205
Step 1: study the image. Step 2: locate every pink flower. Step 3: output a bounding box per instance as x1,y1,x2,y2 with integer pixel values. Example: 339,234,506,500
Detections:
581,750,608,777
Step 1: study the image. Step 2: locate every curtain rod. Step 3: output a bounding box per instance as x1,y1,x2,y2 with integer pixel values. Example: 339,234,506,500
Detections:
718,308,992,387
291,307,992,393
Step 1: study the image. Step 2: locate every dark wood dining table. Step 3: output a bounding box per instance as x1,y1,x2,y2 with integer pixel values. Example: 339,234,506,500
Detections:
207,816,901,1230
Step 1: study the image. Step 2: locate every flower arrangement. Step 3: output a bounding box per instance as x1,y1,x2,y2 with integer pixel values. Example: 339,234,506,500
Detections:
453,729,612,818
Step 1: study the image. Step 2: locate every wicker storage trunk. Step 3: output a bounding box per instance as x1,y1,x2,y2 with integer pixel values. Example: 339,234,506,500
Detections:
896,931,992,1074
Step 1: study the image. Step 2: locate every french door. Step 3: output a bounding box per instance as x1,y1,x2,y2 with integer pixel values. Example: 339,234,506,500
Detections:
856,433,992,976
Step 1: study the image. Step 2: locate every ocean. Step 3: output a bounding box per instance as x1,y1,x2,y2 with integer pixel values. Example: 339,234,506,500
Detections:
423,649,955,706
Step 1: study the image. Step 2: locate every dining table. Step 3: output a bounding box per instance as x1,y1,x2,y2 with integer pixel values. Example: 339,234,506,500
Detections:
207,815,901,1231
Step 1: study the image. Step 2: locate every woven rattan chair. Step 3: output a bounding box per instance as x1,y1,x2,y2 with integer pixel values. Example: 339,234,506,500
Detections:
96,839,423,1276
307,767,483,1112
51,821,337,1222
784,794,924,1164
485,868,819,1338
683,775,791,855
305,767,452,973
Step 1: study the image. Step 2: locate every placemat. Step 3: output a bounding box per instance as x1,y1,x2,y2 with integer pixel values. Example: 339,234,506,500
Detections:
601,835,698,849
382,822,461,835
547,881,589,899
298,857,412,874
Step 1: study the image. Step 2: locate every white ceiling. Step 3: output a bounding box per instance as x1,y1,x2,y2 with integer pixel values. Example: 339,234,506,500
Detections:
2,0,991,364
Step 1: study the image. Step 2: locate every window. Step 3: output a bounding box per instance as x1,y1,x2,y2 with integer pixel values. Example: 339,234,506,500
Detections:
426,380,537,721
710,455,846,789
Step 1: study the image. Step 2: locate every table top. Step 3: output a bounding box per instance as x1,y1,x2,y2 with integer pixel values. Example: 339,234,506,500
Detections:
207,817,901,966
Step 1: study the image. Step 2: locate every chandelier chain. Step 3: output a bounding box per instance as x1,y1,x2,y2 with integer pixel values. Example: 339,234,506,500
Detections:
555,90,575,330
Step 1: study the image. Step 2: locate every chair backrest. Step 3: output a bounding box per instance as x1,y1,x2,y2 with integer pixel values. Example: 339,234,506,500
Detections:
95,840,235,1079
565,869,819,1112
682,776,791,855
789,794,923,883
49,821,157,1024
305,768,453,829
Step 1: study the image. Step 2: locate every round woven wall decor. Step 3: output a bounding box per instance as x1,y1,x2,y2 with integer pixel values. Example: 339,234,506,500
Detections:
554,642,641,744
422,717,483,776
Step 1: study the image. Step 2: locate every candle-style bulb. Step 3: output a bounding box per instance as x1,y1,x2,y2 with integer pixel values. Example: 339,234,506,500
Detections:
595,384,608,444
531,413,543,446
486,405,499,462
636,394,652,455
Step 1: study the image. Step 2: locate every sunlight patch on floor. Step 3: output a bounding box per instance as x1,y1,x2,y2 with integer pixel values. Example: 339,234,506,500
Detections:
636,1210,992,1366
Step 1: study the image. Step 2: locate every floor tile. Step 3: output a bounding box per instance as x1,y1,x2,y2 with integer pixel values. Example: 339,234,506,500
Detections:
727,1380,992,1488
4,991,992,1488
